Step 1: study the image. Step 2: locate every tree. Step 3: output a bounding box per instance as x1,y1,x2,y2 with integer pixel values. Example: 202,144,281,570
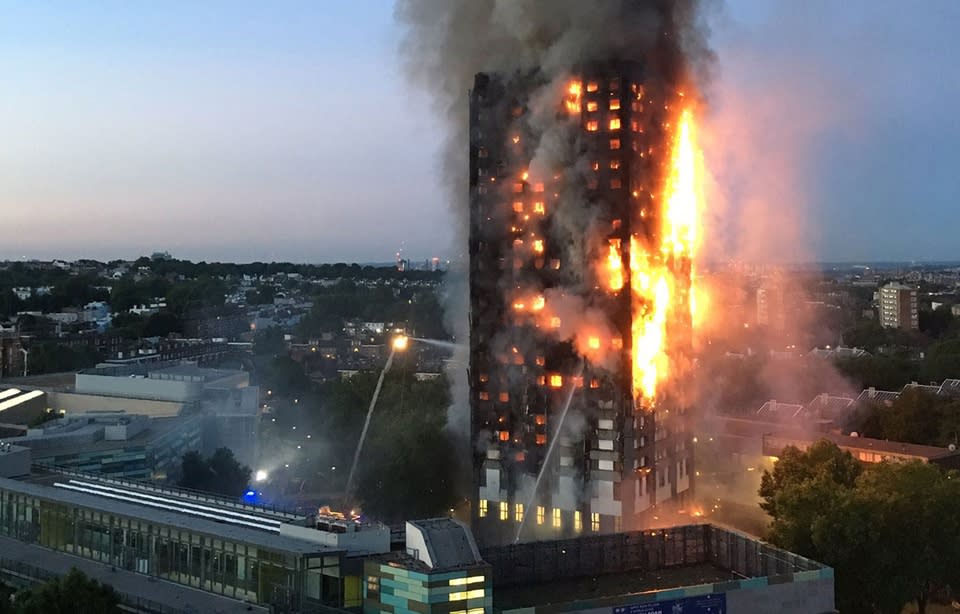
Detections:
13,568,121,614
177,448,251,498
760,442,960,614
253,326,286,356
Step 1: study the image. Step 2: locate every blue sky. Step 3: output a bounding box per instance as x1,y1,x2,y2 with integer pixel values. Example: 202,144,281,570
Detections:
1,1,957,263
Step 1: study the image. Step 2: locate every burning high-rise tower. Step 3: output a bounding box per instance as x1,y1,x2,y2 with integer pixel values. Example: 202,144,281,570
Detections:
395,0,711,546
469,60,702,543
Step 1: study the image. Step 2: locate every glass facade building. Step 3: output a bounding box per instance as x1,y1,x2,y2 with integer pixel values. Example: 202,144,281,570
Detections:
0,477,357,612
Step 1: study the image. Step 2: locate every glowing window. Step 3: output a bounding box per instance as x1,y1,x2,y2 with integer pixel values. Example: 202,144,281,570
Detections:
536,434,546,445
512,201,524,213
586,120,599,132
610,138,621,150
586,82,599,93
449,589,485,602
499,502,509,521
449,576,485,587
533,201,545,214
513,183,523,193
586,101,599,112
552,508,562,528
550,317,561,329
574,511,582,532
591,160,600,171
550,259,561,270
537,506,545,525
609,117,621,130
498,431,510,442
537,376,546,386
478,391,489,401
533,239,544,253
609,99,621,111
533,182,544,192
610,159,621,170
631,120,640,132
479,374,489,383
590,378,600,389
498,392,509,403
536,355,545,366
550,375,563,388
468,609,485,614
611,178,622,190
612,337,623,349
515,503,524,522
591,512,600,532
479,499,488,518
535,414,546,426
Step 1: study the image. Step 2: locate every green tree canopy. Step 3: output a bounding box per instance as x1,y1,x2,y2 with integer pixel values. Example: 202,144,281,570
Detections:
177,448,251,498
760,441,960,614
13,568,121,614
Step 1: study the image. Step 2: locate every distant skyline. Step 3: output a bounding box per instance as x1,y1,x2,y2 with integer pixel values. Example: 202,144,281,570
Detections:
2,1,958,263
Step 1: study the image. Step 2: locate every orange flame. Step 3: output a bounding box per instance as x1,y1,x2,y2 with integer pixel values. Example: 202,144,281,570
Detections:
630,103,702,404
607,239,625,292
565,81,583,114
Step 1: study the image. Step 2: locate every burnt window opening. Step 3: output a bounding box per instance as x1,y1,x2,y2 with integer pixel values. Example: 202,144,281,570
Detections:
591,160,600,171
586,100,599,112
610,159,621,170
586,120,599,132
609,117,621,131
610,177,622,190
609,98,621,111
512,201,524,213
610,138,621,150
586,81,599,93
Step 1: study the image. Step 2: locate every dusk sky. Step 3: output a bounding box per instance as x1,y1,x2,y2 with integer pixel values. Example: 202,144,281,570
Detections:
2,1,957,263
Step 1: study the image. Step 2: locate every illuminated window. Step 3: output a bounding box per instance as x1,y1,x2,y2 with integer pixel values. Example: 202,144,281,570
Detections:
586,81,599,93
512,134,521,144
608,117,621,130
609,98,621,111
533,201,545,214
533,239,544,253
574,511,582,532
550,317,561,329
550,374,563,388
610,178,622,189
479,499,488,518
631,119,640,132
533,183,544,192
586,100,599,112
610,159,621,170
610,138,621,150
590,378,600,389
535,414,546,426
535,434,546,445
449,589,485,602
537,506,545,525
591,512,600,532
367,575,380,593
498,431,510,442
499,502,509,521
552,508,562,528
591,160,600,171
550,259,561,270
586,120,599,132
513,182,523,193
478,391,489,401
512,201,524,213
479,374,489,383
467,609,485,614
535,355,545,366
498,392,509,403
449,576,485,587
611,337,623,349
537,376,546,386
515,503,524,522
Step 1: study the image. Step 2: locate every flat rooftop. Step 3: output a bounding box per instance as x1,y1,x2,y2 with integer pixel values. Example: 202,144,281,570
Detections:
494,564,737,611
23,415,194,456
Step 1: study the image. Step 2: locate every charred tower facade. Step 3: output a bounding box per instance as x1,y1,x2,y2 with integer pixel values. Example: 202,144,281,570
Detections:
469,62,696,545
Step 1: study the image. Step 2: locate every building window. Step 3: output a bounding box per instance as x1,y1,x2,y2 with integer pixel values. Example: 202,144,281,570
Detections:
609,99,621,111
535,434,547,445
479,499,488,518
610,138,621,150
478,391,489,401
610,178,622,189
537,506,545,525
598,459,614,471
574,511,582,532
512,201,524,213
591,513,600,532
586,120,599,132
498,431,510,442
450,589,485,601
499,502,509,521
609,117,621,130
550,374,563,388
552,508,562,528
586,82,599,93
450,576,486,586
614,516,622,532
515,503,524,523
498,392,509,403
587,100,599,112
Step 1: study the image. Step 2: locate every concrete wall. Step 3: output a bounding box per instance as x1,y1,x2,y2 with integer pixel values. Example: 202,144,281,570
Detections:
725,574,835,614
75,373,202,403
48,391,183,418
